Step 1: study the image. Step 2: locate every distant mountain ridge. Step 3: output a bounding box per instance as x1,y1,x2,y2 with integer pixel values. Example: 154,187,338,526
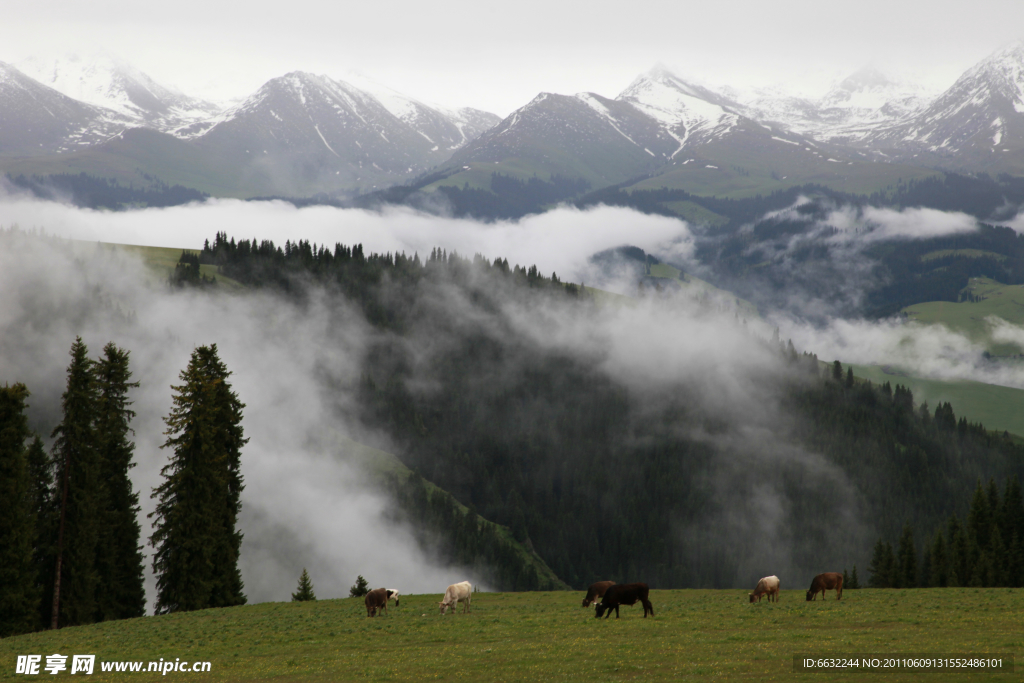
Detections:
4,44,1024,202
0,56,499,197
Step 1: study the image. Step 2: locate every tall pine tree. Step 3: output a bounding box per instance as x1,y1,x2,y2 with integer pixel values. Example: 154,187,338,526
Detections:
197,345,247,608
0,383,38,637
93,343,146,621
150,345,246,613
50,338,101,628
26,436,56,630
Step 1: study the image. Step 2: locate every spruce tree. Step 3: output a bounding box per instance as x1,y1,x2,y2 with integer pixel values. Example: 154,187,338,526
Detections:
150,345,246,614
50,338,101,628
850,565,860,589
349,575,369,597
197,345,247,609
292,568,316,601
930,531,948,587
868,539,893,587
26,436,56,631
896,523,917,588
93,343,145,621
0,383,38,637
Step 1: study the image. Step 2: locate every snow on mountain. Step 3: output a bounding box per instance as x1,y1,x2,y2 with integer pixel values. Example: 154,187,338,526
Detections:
734,66,935,142
339,72,500,150
189,71,500,193
884,41,1024,156
447,90,674,185
16,53,222,134
616,66,741,157
0,60,125,156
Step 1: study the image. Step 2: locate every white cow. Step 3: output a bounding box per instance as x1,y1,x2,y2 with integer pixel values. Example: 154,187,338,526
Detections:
438,581,472,615
749,575,780,603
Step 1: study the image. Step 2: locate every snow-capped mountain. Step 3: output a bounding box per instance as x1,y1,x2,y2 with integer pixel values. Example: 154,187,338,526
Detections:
0,60,125,156
341,72,499,152
16,54,222,135
616,66,743,157
447,91,675,186
878,41,1024,161
189,71,500,194
447,65,847,192
736,66,935,142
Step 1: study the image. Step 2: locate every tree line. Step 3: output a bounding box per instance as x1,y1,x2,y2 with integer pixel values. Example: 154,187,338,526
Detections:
868,477,1024,588
5,172,208,210
0,339,245,637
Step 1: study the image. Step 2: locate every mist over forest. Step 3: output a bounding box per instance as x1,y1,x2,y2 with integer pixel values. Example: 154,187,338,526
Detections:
4,186,1024,610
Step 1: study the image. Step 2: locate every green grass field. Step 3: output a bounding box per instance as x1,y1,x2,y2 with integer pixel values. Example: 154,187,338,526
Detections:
1,589,1020,681
849,364,1024,437
67,241,242,290
904,277,1024,356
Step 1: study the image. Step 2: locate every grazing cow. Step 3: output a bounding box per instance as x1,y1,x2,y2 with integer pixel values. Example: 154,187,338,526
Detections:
385,589,400,610
749,575,780,603
438,581,473,615
594,583,654,619
365,587,389,617
581,581,615,608
806,572,843,601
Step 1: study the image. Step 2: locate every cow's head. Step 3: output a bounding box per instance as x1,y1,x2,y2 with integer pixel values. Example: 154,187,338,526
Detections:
581,597,592,608
594,603,607,618
438,601,450,615
805,590,814,601
749,593,756,603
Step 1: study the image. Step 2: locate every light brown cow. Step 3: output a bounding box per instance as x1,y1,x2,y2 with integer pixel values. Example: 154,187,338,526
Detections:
582,581,615,608
749,575,780,603
438,581,472,615
806,572,843,601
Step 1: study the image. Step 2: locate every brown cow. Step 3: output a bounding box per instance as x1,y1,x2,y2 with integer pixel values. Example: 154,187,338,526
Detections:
806,573,843,601
365,587,390,617
594,583,654,619
749,575,780,603
581,581,615,608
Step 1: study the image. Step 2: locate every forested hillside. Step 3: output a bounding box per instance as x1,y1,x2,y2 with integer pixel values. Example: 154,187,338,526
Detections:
193,233,1024,589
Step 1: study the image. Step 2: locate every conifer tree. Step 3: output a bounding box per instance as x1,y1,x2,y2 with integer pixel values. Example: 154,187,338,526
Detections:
946,516,968,586
50,338,101,628
93,343,145,620
868,539,893,587
150,345,247,614
850,565,860,589
0,383,38,637
349,575,369,597
292,568,316,601
197,345,247,609
896,523,917,588
26,436,56,630
930,531,948,587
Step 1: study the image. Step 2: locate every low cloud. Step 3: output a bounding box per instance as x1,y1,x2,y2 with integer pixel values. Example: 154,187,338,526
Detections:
0,194,694,293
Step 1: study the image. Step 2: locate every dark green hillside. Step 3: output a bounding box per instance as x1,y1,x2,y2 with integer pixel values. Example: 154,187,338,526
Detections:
194,232,1024,590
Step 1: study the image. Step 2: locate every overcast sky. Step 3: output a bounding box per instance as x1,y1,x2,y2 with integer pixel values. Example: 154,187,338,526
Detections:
3,0,1022,115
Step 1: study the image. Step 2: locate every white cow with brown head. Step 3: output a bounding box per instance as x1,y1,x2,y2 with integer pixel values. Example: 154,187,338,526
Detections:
438,581,472,615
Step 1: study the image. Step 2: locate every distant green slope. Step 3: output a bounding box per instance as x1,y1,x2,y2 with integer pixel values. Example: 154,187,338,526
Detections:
850,363,1024,437
904,277,1024,356
625,147,939,199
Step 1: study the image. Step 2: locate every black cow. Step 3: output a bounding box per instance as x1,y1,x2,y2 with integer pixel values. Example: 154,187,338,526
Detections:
594,583,654,619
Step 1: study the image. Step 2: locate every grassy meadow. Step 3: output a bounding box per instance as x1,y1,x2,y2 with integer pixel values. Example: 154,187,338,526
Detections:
904,277,1024,356
849,364,1024,438
1,589,1020,682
